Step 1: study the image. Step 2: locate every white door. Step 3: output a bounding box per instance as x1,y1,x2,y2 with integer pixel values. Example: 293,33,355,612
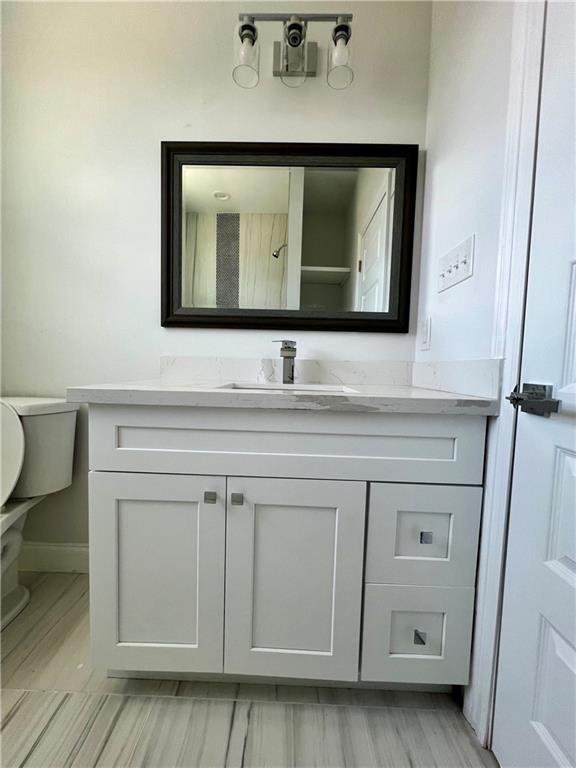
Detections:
356,182,393,312
89,472,226,673
493,4,576,766
224,477,366,681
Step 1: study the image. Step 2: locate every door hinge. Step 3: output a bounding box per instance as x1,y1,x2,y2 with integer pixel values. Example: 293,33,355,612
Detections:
506,383,560,417
358,260,363,273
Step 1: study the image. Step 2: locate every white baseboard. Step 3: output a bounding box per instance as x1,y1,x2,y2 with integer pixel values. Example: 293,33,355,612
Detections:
20,541,89,574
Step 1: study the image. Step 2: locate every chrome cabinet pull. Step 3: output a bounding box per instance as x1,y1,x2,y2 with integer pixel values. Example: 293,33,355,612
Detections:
419,531,433,544
230,493,244,506
414,629,427,646
203,491,217,504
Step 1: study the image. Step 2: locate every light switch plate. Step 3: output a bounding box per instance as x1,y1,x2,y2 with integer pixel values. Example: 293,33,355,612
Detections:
438,235,475,292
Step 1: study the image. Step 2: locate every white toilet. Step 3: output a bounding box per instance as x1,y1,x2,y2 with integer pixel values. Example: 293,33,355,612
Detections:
1,397,79,628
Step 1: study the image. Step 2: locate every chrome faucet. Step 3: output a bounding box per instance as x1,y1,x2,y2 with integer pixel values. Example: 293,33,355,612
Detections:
273,340,297,384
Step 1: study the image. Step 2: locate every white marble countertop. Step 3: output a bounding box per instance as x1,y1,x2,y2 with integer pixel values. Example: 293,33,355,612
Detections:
66,379,498,415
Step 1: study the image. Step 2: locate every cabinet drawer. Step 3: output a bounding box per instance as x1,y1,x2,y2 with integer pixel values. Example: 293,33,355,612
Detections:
89,405,486,485
361,584,474,684
366,484,482,587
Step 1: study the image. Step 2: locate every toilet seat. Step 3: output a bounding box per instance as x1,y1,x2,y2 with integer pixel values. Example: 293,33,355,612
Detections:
1,401,25,507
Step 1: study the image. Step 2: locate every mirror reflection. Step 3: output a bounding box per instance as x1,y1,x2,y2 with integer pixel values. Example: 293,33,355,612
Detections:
181,165,396,313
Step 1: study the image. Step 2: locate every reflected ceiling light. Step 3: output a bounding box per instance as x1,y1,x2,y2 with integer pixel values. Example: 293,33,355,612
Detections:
232,13,353,90
213,191,231,201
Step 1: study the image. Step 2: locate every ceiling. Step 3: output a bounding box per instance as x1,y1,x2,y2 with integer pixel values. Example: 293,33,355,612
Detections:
182,166,290,214
182,165,360,217
303,169,358,214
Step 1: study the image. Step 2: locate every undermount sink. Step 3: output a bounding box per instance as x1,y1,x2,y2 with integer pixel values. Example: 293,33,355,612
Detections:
217,382,359,394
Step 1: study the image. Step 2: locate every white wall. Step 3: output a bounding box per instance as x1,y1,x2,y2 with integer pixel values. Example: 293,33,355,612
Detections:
1,1,431,544
416,2,514,362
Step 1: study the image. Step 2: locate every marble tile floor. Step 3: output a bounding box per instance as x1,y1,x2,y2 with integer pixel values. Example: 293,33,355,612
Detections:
1,573,499,767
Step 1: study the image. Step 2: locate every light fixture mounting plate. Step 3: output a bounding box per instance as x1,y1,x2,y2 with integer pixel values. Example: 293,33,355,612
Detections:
242,13,352,23
273,41,318,77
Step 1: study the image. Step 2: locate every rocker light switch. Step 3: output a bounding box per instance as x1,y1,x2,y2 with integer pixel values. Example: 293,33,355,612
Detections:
420,531,433,544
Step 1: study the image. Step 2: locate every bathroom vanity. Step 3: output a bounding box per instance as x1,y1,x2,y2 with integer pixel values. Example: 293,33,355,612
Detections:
68,363,496,687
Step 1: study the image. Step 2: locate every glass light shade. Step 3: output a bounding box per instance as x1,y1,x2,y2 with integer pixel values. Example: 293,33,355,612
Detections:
280,40,307,88
233,38,260,88
327,38,353,90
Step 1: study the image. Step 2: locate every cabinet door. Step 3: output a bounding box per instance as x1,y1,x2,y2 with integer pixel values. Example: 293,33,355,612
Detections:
89,472,225,673
224,477,366,681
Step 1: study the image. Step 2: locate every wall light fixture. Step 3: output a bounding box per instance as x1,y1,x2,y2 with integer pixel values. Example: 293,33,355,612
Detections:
233,13,353,90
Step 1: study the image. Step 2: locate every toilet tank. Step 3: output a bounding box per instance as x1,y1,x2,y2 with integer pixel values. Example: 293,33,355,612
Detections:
3,398,79,499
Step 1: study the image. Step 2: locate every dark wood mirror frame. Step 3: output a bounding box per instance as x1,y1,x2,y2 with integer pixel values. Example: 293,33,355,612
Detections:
161,142,418,332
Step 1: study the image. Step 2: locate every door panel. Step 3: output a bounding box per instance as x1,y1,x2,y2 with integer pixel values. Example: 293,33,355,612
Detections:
117,499,199,644
224,477,366,681
250,502,337,652
493,4,576,766
89,472,225,673
356,173,393,313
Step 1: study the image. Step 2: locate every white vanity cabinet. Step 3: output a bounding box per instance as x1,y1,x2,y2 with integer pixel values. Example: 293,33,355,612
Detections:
83,401,489,686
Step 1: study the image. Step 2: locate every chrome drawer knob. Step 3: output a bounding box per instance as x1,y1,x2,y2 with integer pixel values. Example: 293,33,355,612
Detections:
414,629,427,646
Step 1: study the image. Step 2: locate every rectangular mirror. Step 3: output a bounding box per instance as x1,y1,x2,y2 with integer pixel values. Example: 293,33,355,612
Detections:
162,143,418,331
